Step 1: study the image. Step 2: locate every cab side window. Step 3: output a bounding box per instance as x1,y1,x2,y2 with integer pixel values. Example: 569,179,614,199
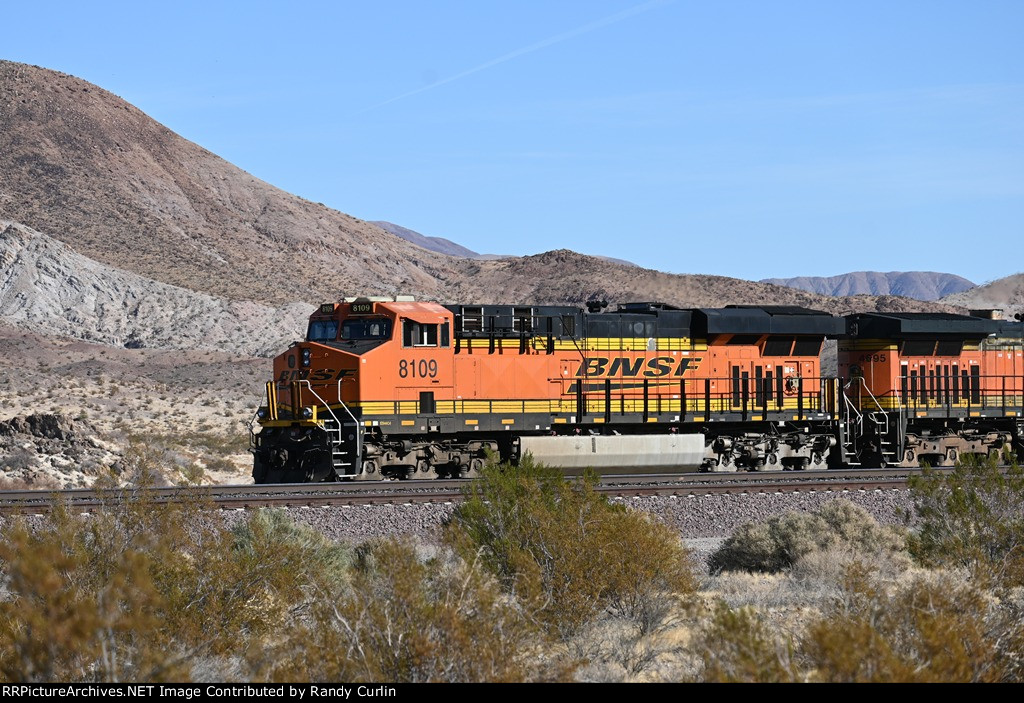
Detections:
403,320,439,347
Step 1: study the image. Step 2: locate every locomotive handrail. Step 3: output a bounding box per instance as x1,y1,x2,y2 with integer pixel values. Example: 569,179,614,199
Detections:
298,380,361,473
842,389,863,426
334,378,363,466
846,376,890,435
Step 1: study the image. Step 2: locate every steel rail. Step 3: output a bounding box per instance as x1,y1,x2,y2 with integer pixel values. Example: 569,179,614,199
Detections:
0,472,917,514
0,465,940,504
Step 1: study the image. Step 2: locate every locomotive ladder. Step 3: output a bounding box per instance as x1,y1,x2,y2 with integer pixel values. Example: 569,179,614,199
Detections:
298,380,361,476
843,377,899,466
841,388,864,465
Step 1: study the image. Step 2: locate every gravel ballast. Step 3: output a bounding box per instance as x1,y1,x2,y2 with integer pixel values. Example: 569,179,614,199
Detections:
217,487,917,544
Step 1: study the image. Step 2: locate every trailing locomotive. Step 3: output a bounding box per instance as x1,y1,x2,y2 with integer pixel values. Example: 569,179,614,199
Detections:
839,311,1023,467
249,298,1024,483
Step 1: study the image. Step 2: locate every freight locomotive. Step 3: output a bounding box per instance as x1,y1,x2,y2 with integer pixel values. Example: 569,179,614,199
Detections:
249,298,1024,483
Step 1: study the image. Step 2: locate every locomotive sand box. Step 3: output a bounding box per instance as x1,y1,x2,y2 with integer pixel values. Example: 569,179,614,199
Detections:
250,298,1023,483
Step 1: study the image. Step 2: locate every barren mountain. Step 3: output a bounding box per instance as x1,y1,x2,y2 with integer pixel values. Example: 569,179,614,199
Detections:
761,271,975,301
0,60,952,323
0,220,308,355
0,60,458,305
940,273,1024,320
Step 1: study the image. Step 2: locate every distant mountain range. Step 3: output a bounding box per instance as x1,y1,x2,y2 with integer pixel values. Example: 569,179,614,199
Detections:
762,272,976,301
371,221,481,259
372,220,638,268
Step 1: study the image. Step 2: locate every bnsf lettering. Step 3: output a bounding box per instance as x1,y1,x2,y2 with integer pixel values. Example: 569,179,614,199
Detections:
277,368,355,383
580,358,608,377
608,358,643,377
576,357,695,378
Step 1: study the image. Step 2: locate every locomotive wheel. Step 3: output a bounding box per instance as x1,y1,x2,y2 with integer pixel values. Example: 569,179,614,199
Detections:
460,458,484,479
416,459,439,479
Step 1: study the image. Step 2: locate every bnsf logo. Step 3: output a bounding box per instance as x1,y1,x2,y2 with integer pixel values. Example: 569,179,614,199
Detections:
576,357,697,378
277,368,356,383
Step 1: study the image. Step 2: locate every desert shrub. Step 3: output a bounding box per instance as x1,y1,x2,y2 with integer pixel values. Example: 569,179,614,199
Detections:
699,561,1024,682
909,454,1024,587
0,497,195,681
696,604,798,683
0,492,348,681
708,499,907,574
790,543,912,586
445,456,697,640
231,508,352,587
802,562,1015,682
258,540,562,683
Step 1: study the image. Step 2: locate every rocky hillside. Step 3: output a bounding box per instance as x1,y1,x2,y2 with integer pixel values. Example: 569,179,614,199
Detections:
0,221,308,355
0,60,459,305
761,271,975,301
0,414,121,489
453,250,959,315
940,273,1024,320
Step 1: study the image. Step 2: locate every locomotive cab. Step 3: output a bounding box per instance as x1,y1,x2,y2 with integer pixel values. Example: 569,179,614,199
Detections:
251,297,456,482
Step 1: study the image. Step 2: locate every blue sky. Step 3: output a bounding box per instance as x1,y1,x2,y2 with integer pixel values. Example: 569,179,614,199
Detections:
5,1,1023,283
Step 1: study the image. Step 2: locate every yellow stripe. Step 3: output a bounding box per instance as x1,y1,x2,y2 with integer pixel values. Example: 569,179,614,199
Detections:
465,419,478,426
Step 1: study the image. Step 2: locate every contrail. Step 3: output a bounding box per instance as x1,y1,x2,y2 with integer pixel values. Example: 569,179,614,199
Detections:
358,0,671,113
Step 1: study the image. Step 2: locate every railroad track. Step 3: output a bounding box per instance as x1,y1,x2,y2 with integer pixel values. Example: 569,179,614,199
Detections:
0,467,929,515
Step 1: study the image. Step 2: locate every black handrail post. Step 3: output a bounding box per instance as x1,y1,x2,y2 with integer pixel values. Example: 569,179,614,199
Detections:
680,379,687,423
797,377,803,420
643,379,649,423
604,379,611,424
1002,375,1007,417
705,379,711,422
741,373,749,421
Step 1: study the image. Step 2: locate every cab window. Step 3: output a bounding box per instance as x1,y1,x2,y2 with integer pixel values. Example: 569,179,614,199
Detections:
341,318,392,340
403,320,438,347
307,319,339,342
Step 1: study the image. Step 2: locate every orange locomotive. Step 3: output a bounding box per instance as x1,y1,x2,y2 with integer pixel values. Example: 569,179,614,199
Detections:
838,312,1024,467
250,298,848,482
